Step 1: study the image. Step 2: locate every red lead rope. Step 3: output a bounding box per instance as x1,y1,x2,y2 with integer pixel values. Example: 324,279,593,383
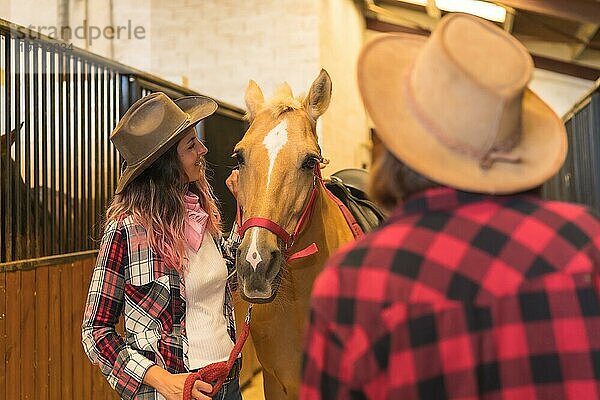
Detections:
183,305,252,399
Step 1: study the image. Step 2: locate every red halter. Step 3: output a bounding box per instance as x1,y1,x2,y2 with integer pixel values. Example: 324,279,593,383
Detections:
236,164,322,262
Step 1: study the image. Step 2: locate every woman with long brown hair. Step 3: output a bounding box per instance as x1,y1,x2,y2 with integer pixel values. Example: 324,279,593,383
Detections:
82,92,241,400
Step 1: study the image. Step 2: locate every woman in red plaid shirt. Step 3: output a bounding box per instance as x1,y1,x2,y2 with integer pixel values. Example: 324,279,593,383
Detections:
301,14,600,400
82,93,242,400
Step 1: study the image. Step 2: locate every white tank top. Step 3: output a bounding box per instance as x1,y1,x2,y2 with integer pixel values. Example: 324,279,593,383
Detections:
184,232,234,369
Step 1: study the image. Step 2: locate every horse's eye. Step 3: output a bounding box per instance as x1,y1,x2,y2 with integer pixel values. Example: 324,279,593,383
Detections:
302,156,319,170
232,152,245,166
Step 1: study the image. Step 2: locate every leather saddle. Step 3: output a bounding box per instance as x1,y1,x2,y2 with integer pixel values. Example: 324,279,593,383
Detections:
325,168,387,233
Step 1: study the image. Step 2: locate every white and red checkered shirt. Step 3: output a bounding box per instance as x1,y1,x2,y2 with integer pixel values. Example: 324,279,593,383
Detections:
82,215,237,400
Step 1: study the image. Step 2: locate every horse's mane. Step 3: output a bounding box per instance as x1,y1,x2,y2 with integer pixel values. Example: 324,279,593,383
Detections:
247,82,305,120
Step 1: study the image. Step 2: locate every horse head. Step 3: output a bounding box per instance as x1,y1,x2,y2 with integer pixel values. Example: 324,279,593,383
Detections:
0,122,23,158
234,69,332,303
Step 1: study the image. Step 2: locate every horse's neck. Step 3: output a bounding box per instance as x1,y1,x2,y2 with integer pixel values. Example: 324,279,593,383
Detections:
259,183,354,335
289,183,355,270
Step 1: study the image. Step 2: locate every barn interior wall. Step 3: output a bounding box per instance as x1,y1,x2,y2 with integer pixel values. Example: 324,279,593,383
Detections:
1,0,595,172
529,69,595,118
4,0,58,32
318,0,371,173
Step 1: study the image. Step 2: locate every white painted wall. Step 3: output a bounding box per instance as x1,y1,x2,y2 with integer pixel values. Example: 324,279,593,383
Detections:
139,0,321,108
529,68,595,118
319,0,369,173
2,0,58,30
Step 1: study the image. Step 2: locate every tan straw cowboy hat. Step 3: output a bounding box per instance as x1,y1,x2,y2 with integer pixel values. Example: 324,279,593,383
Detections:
358,13,567,194
110,92,217,193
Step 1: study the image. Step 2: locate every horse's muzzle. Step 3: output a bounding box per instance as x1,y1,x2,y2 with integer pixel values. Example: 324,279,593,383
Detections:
236,246,283,303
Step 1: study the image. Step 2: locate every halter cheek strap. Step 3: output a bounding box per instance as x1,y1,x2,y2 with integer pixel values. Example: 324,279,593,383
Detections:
236,164,322,262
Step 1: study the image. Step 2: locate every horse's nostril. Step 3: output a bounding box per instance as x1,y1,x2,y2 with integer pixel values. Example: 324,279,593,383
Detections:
263,249,282,279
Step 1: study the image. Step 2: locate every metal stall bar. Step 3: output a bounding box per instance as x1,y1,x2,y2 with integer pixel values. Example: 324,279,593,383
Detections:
57,47,65,255
41,43,49,256
48,47,56,254
32,40,40,259
0,32,6,262
65,49,72,254
0,33,3,262
13,35,21,260
23,37,32,258
93,64,101,244
73,57,80,252
86,62,93,250
0,19,246,266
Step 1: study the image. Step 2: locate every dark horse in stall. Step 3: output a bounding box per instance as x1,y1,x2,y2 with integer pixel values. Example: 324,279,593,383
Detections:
1,123,51,262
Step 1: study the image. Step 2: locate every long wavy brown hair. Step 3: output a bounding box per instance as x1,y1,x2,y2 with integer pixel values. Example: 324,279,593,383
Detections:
368,131,439,211
105,144,221,273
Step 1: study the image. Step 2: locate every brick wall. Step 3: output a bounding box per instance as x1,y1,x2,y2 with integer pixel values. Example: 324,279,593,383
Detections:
3,0,58,32
142,0,320,108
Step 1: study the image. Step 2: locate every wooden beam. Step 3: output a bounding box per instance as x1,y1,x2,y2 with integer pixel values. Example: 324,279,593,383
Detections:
532,54,600,80
494,0,600,25
425,0,441,19
571,23,600,60
366,17,430,35
504,8,515,32
366,17,600,80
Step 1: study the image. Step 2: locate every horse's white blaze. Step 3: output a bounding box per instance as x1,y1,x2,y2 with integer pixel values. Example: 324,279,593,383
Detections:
245,228,262,271
263,120,288,189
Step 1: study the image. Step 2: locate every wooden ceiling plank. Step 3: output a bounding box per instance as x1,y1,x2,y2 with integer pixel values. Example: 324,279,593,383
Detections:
425,0,442,19
366,16,600,80
571,23,600,60
504,9,515,32
495,0,600,25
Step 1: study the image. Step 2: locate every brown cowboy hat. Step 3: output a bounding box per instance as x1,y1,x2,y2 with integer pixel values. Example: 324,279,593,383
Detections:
357,13,567,194
110,92,217,193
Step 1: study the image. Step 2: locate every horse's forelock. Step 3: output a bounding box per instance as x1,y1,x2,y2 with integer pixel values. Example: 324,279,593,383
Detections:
264,83,303,119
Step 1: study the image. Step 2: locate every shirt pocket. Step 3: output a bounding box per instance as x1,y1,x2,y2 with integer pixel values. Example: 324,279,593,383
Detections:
124,274,172,333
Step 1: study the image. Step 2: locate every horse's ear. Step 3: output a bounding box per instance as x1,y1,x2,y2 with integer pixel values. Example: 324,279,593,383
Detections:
0,122,23,156
245,80,264,121
303,69,331,122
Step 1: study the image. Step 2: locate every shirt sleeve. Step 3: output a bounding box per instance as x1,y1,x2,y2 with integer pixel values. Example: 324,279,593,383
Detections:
81,221,155,400
300,306,342,399
300,266,364,400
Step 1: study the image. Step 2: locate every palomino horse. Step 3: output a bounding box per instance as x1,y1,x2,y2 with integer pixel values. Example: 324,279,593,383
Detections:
233,70,358,399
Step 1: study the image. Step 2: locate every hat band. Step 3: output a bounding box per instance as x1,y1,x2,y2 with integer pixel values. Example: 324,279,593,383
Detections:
404,67,521,170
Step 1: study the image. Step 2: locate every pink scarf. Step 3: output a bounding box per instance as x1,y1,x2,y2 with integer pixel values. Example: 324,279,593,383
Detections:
184,192,209,252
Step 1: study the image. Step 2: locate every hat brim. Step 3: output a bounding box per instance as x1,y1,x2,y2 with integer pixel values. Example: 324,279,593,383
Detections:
358,34,567,194
115,95,218,194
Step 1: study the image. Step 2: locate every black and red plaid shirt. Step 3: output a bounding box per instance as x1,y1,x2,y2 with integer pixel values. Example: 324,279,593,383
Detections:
301,187,600,400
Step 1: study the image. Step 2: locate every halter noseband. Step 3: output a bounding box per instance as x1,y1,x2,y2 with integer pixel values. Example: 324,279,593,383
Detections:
236,163,322,262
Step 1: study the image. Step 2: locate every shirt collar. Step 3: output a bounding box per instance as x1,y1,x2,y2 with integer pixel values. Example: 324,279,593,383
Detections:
389,187,528,221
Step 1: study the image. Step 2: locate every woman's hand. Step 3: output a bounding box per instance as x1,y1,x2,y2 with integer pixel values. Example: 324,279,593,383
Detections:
226,170,239,200
187,378,214,400
144,366,213,400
